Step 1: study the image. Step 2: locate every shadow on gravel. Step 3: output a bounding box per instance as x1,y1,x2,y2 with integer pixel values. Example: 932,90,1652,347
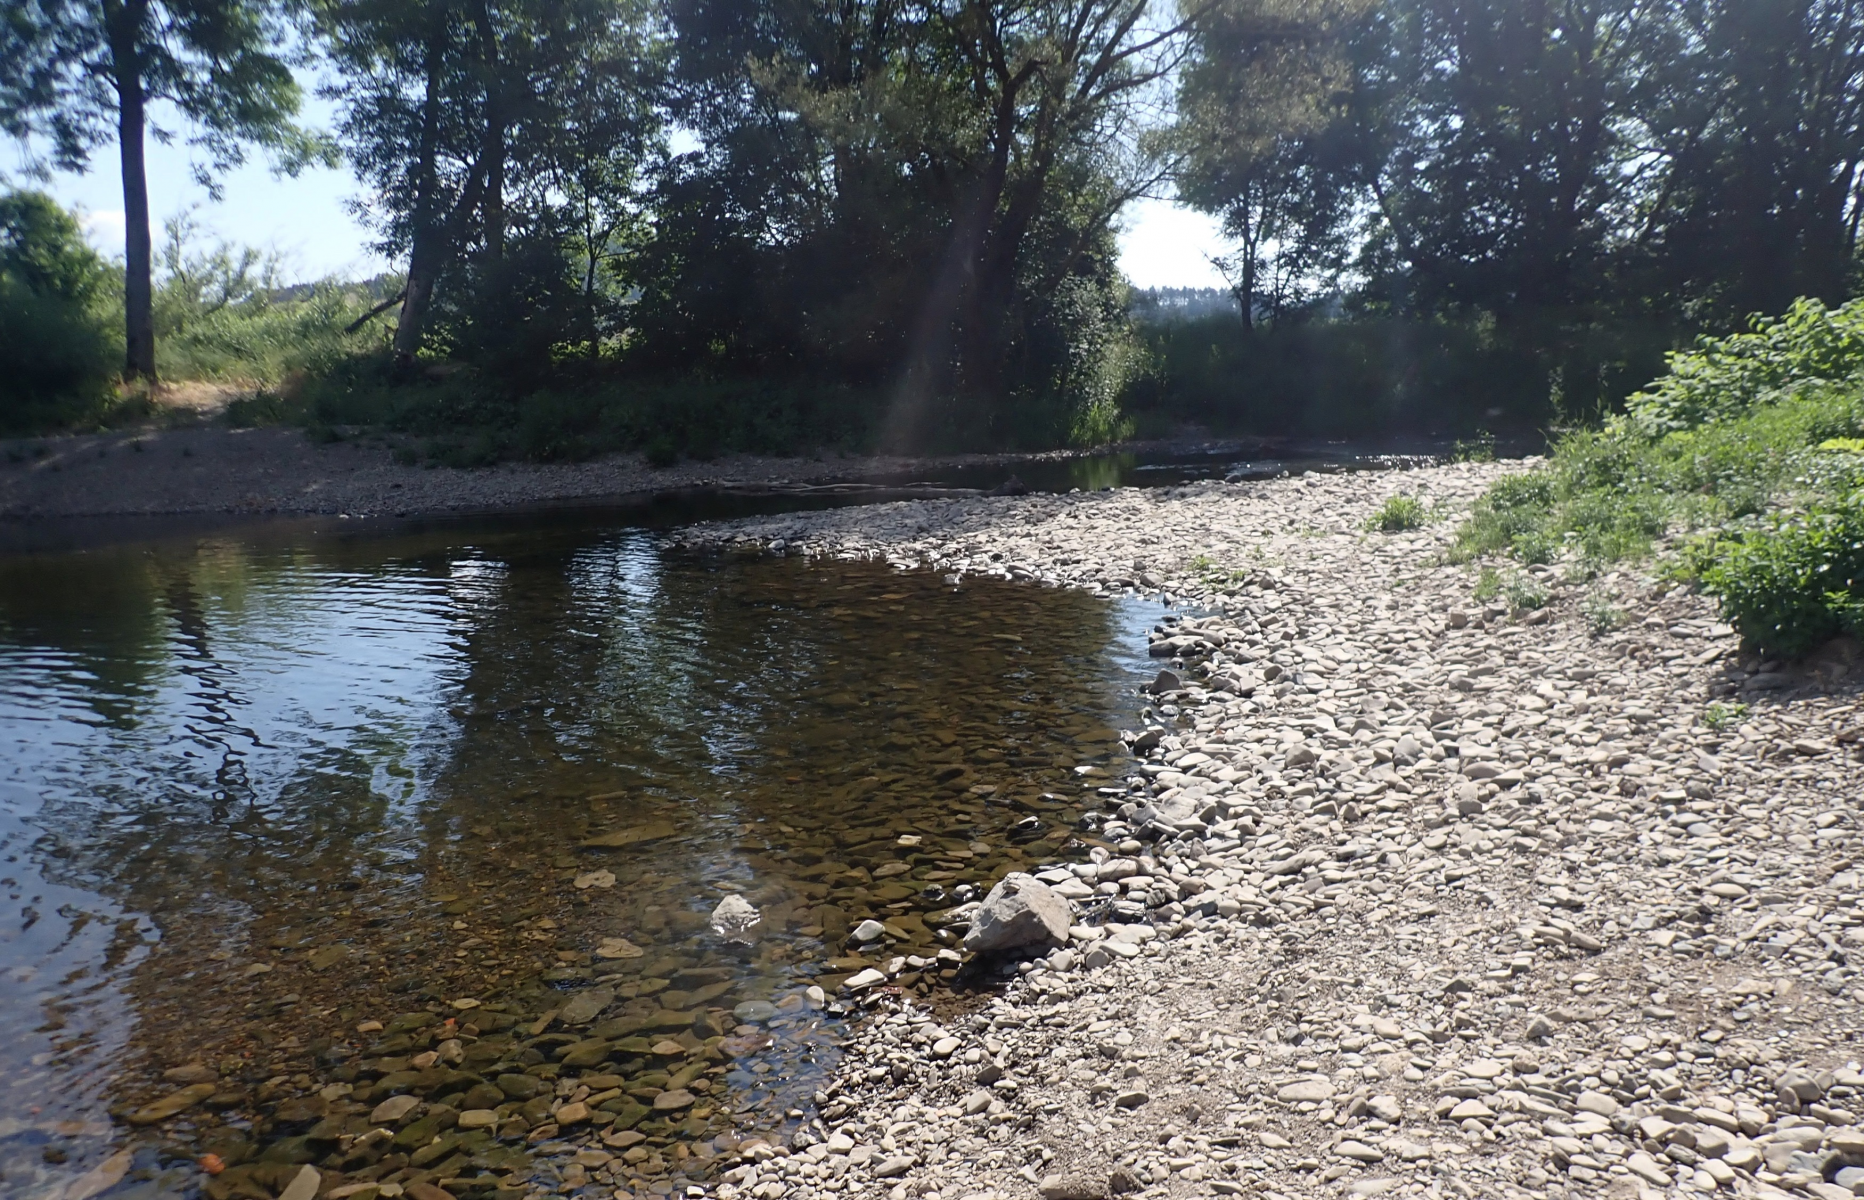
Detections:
1715,635,1864,709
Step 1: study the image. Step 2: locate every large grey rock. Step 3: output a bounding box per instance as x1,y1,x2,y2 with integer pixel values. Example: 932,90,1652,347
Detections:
558,986,614,1026
963,872,1072,952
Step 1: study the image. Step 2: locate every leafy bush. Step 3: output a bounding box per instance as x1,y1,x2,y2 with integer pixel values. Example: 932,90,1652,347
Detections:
1581,591,1626,634
1121,311,1672,438
1451,433,1497,462
1504,574,1551,612
1627,298,1864,434
1454,381,1864,566
0,191,118,431
1688,501,1864,657
1451,295,1864,659
1366,495,1429,532
153,213,388,383
238,352,884,463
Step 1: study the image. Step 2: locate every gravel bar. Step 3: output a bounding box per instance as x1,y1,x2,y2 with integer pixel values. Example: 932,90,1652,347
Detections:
0,424,1072,520
665,462,1864,1200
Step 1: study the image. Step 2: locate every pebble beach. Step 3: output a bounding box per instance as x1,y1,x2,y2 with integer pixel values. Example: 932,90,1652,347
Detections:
668,461,1864,1200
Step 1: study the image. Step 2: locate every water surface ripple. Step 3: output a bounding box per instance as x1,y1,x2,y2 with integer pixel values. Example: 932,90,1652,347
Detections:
0,517,1161,1199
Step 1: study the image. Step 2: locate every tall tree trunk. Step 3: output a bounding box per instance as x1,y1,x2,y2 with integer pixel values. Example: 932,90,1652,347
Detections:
475,0,504,260
107,0,156,382
393,18,449,366
484,130,504,260
1239,232,1257,333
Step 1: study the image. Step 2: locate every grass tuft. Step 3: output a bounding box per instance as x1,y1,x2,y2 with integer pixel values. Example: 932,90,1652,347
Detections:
1366,495,1430,532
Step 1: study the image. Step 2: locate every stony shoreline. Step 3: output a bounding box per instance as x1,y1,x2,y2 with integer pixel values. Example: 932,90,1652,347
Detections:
670,463,1864,1200
0,423,1156,521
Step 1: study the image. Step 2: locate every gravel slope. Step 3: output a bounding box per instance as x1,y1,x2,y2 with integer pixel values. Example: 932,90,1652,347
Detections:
669,464,1864,1200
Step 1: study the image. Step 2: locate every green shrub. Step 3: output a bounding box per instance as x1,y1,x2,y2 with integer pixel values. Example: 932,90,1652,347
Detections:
1582,591,1627,634
1454,378,1864,567
0,191,118,431
1627,298,1864,433
1689,500,1864,657
1366,495,1429,532
241,353,885,463
152,214,388,384
1504,574,1551,612
1121,311,1672,438
1451,433,1497,462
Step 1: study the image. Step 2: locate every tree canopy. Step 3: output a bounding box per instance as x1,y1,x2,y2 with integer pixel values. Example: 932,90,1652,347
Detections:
12,0,1864,442
2,0,319,380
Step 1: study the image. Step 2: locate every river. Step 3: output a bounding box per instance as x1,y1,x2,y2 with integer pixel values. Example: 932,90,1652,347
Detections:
0,510,1168,1200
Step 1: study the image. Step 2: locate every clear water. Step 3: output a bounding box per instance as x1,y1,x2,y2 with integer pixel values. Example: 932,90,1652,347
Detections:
0,516,1165,1198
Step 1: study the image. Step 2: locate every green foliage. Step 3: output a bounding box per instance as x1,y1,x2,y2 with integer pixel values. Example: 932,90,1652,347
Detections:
236,352,883,462
1455,293,1864,658
20,0,1864,460
1504,574,1551,612
152,213,388,382
2,0,324,378
1122,312,1672,437
0,191,112,304
1702,701,1749,731
1471,565,1549,612
1451,433,1497,463
1170,0,1864,424
1581,591,1626,634
1454,381,1864,566
1174,0,1374,321
1,0,314,175
315,0,667,360
1366,495,1429,532
0,191,118,431
1626,299,1864,434
161,280,386,383
1687,500,1864,657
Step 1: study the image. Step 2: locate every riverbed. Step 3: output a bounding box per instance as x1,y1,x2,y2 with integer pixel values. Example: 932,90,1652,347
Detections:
0,512,1170,1198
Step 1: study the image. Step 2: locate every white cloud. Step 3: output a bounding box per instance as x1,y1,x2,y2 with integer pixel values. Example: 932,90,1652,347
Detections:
79,208,127,251
1117,198,1232,290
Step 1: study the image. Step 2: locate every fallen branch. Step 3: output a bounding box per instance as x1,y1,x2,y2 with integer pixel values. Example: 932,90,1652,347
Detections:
344,289,407,335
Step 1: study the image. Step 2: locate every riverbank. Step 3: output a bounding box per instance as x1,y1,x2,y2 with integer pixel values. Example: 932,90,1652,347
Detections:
0,424,1038,520
0,423,1330,521
676,463,1864,1200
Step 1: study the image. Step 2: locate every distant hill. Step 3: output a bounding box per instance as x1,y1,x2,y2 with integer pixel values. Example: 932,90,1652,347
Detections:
268,273,403,304
1130,287,1241,323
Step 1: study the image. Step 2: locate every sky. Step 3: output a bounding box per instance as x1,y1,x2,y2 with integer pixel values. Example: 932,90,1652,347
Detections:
4,104,1234,291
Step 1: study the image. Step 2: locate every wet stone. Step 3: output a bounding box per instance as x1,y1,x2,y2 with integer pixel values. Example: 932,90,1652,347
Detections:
559,987,615,1026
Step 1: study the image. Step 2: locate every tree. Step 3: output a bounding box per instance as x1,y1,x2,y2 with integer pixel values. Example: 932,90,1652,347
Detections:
649,0,1191,444
314,0,665,367
0,0,319,381
1175,0,1375,326
1350,0,1652,325
1630,0,1864,321
0,189,117,427
888,0,1194,412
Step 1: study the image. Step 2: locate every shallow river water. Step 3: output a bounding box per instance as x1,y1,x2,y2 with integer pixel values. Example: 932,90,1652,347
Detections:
0,513,1164,1200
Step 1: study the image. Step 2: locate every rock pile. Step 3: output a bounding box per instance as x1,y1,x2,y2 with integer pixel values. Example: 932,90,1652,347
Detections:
679,463,1864,1200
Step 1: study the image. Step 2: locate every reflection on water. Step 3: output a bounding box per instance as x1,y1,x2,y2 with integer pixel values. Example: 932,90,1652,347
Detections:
0,518,1161,1198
